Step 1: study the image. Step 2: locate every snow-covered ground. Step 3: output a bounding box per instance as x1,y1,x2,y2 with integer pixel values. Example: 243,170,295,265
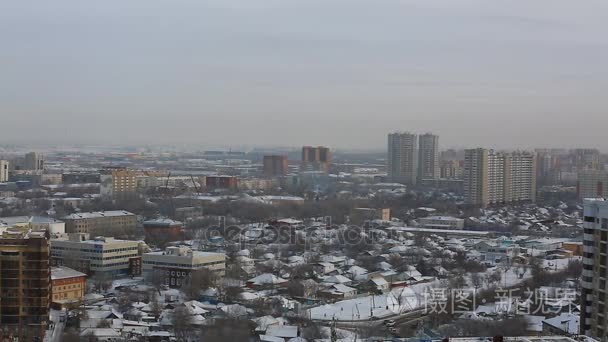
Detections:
485,256,580,289
308,283,429,321
308,257,580,322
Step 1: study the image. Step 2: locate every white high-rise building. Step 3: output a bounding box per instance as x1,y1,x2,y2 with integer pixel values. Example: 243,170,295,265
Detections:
418,133,440,180
0,160,9,182
506,151,537,203
388,132,418,185
581,198,608,339
464,149,536,207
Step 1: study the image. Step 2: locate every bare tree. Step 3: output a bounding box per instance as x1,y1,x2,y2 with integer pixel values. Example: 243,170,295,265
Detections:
117,290,138,313
301,320,329,340
199,318,255,342
91,272,113,293
61,329,81,342
224,286,244,302
448,274,467,290
183,269,217,300
471,273,483,290
438,317,528,337
148,290,163,319
172,306,193,341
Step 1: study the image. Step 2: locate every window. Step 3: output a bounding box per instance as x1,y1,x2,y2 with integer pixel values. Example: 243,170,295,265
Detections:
586,216,597,223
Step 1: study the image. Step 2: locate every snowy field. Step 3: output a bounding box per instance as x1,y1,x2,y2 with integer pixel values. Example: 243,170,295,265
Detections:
308,257,580,322
308,283,429,321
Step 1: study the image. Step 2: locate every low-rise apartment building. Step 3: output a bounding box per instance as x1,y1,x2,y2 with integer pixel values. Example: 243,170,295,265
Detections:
51,266,87,308
0,216,65,235
63,210,136,234
143,218,183,242
50,234,142,276
417,216,465,230
143,246,225,287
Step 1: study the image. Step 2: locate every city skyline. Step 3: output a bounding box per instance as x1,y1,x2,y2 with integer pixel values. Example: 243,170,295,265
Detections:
2,0,608,150
1,0,604,340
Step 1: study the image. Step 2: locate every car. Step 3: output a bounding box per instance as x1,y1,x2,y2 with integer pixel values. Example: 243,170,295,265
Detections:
383,320,396,327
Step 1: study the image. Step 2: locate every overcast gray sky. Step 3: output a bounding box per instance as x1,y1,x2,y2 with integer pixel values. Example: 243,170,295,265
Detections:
1,0,607,150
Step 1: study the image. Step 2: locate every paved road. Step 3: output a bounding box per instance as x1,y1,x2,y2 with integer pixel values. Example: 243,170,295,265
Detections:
44,309,66,342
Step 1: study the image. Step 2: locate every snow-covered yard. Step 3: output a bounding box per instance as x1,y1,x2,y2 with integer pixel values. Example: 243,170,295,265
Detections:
308,283,429,321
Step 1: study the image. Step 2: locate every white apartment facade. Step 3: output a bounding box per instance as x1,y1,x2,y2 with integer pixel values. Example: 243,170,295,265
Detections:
143,246,226,287
63,210,136,234
464,149,536,207
50,234,142,275
418,216,465,230
0,160,9,182
581,198,608,339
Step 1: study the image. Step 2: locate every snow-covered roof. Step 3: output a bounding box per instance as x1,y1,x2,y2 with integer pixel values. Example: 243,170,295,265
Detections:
247,274,287,285
370,277,388,286
64,210,134,219
254,315,280,332
323,275,351,284
266,325,299,338
51,266,86,280
80,328,121,337
260,335,285,342
543,313,579,334
331,284,357,294
347,266,368,276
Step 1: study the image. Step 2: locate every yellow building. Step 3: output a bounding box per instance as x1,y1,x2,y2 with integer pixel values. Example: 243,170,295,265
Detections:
63,210,136,234
100,167,137,199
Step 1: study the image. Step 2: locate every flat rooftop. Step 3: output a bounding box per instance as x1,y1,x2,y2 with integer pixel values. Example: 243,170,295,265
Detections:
387,226,491,236
51,266,87,280
63,211,135,219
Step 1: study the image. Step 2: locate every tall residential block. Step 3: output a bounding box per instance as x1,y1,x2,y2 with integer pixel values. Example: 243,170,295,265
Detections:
388,132,418,185
464,149,536,207
418,133,440,180
301,146,330,173
100,167,137,199
0,160,9,182
0,230,50,341
505,151,537,203
263,155,288,177
581,198,608,339
464,148,489,206
24,152,44,171
578,170,608,199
